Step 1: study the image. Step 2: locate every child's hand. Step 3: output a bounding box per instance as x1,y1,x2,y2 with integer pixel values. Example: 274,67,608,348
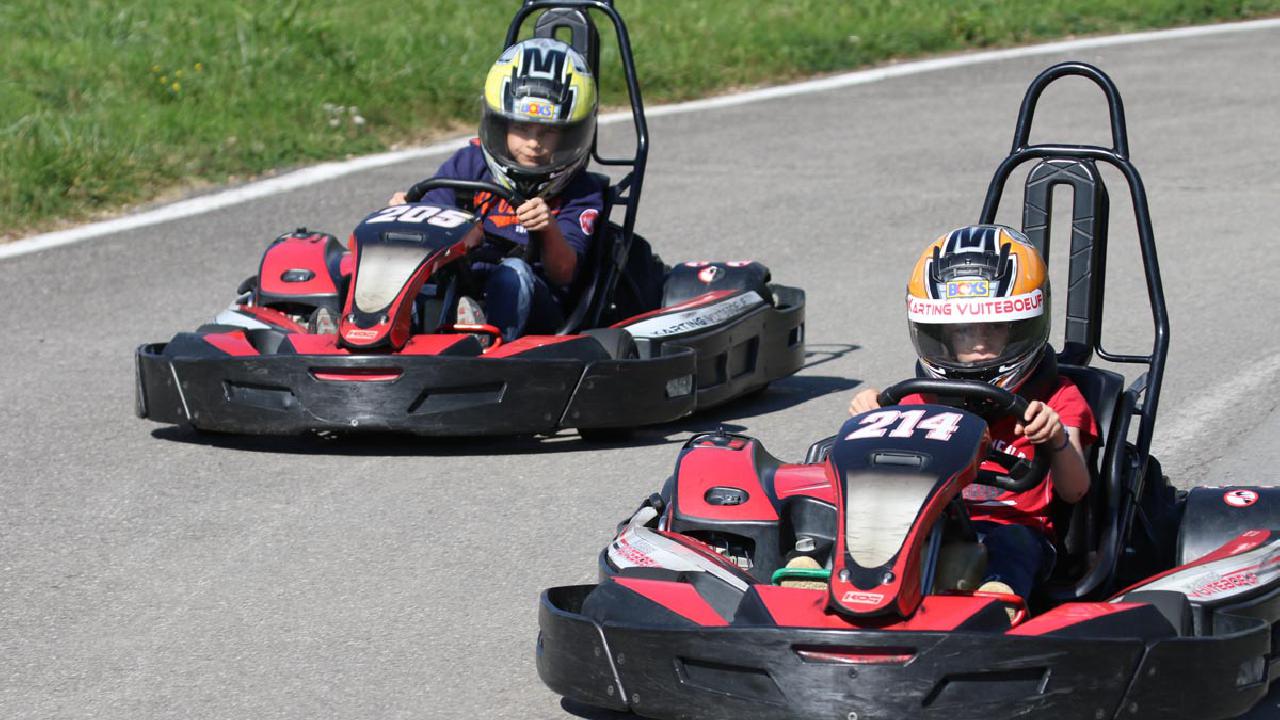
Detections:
1015,400,1065,447
516,198,553,231
848,388,882,416
387,191,407,206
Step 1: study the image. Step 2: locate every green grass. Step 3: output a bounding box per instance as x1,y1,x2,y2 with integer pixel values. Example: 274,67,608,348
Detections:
3,0,1278,237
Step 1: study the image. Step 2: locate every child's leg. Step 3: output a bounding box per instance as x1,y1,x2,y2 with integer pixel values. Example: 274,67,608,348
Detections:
484,258,564,341
973,522,1052,600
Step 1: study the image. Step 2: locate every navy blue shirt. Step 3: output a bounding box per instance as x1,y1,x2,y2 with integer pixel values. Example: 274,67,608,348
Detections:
422,140,603,287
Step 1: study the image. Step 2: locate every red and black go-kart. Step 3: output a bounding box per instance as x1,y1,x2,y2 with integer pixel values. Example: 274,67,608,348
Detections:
536,63,1280,720
133,1,804,439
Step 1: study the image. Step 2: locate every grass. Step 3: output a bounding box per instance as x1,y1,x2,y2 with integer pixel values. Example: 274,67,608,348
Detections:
3,0,1278,237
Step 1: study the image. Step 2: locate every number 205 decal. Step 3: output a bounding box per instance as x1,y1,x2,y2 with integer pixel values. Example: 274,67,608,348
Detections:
846,409,963,442
366,205,472,228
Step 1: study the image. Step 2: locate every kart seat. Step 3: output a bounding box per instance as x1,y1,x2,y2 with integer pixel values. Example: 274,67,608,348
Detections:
1049,362,1125,594
556,172,614,334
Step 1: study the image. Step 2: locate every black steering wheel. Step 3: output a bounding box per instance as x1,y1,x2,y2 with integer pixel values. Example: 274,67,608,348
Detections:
402,178,535,261
877,378,1050,493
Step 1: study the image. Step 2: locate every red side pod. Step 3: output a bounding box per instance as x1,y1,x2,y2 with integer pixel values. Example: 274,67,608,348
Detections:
773,463,835,504
1111,529,1274,598
258,233,341,298
674,438,779,524
480,334,583,359
1008,602,1148,636
613,577,730,627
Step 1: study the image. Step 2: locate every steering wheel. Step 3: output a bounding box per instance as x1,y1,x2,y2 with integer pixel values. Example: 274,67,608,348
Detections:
402,178,534,260
877,378,1050,493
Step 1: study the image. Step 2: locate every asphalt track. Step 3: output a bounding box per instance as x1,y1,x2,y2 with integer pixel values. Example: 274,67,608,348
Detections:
4,22,1280,720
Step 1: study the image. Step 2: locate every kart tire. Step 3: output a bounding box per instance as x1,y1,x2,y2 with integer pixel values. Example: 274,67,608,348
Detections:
582,328,638,360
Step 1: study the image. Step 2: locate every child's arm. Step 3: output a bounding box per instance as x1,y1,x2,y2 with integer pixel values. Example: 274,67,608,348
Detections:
1018,401,1091,504
849,387,882,415
515,198,577,285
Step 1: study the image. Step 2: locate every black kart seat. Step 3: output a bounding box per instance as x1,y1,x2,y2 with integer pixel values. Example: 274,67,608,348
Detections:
557,172,614,334
1051,363,1125,588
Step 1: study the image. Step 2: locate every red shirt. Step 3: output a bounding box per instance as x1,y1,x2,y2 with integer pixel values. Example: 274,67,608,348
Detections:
906,377,1098,538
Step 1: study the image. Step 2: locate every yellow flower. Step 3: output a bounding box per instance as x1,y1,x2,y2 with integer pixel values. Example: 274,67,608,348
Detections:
195,63,204,72
171,82,181,92
159,75,167,83
175,69,184,78
151,65,161,73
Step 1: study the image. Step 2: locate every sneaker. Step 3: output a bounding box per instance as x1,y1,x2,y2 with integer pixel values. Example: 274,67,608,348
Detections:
455,296,490,348
978,580,1020,622
308,307,338,335
779,555,828,590
455,295,486,326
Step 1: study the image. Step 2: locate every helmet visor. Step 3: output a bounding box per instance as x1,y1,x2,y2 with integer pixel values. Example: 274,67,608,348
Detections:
479,107,595,177
909,316,1048,375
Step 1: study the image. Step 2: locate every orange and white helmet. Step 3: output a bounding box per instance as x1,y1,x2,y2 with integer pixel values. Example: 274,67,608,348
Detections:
906,225,1050,390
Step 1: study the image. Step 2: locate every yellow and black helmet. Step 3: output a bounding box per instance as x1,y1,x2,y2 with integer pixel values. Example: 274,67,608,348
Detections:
479,38,598,198
906,225,1050,389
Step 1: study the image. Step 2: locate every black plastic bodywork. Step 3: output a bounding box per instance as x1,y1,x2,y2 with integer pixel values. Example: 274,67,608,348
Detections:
535,61,1261,719
135,285,802,436
538,583,1280,720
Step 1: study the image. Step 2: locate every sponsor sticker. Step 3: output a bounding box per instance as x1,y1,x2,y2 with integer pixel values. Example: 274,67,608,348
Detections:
344,328,379,342
1224,489,1260,508
578,208,598,236
1189,572,1259,598
841,591,885,605
906,289,1044,324
516,99,557,118
623,291,765,338
945,278,992,298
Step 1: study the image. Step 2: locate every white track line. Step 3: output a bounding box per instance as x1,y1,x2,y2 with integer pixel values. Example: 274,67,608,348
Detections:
3,15,1278,264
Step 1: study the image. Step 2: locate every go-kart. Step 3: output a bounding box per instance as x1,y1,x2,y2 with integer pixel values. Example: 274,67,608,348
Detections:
536,62,1280,719
133,0,804,439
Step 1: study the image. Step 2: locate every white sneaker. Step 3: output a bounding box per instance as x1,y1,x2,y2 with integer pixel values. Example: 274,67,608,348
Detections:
455,296,486,326
455,296,490,348
308,307,338,335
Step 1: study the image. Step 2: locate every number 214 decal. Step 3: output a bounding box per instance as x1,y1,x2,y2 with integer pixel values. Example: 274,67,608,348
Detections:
846,409,963,441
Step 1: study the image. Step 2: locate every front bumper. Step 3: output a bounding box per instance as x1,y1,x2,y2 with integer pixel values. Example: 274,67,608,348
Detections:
537,585,1280,720
135,344,697,436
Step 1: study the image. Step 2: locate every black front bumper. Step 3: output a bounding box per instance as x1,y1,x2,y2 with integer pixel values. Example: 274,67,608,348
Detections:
135,344,697,436
537,585,1280,720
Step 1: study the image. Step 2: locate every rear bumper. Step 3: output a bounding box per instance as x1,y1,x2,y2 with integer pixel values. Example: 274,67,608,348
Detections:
537,584,1279,720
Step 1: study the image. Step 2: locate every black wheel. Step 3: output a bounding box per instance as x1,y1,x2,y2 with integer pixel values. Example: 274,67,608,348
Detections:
581,328,638,360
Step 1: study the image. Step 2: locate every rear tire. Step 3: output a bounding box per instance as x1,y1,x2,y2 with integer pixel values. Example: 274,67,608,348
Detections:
581,328,638,360
578,329,638,442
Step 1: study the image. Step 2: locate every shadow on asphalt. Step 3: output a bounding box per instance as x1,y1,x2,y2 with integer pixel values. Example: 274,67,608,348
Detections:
149,343,862,457
560,698,634,719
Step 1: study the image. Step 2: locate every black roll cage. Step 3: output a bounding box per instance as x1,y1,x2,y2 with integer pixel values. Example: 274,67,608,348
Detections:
979,61,1171,598
505,0,649,329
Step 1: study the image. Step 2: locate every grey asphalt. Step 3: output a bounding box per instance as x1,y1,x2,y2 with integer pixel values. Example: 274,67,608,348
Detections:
5,25,1280,720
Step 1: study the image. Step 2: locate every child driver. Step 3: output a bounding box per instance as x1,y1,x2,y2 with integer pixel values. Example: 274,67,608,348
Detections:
849,225,1096,605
